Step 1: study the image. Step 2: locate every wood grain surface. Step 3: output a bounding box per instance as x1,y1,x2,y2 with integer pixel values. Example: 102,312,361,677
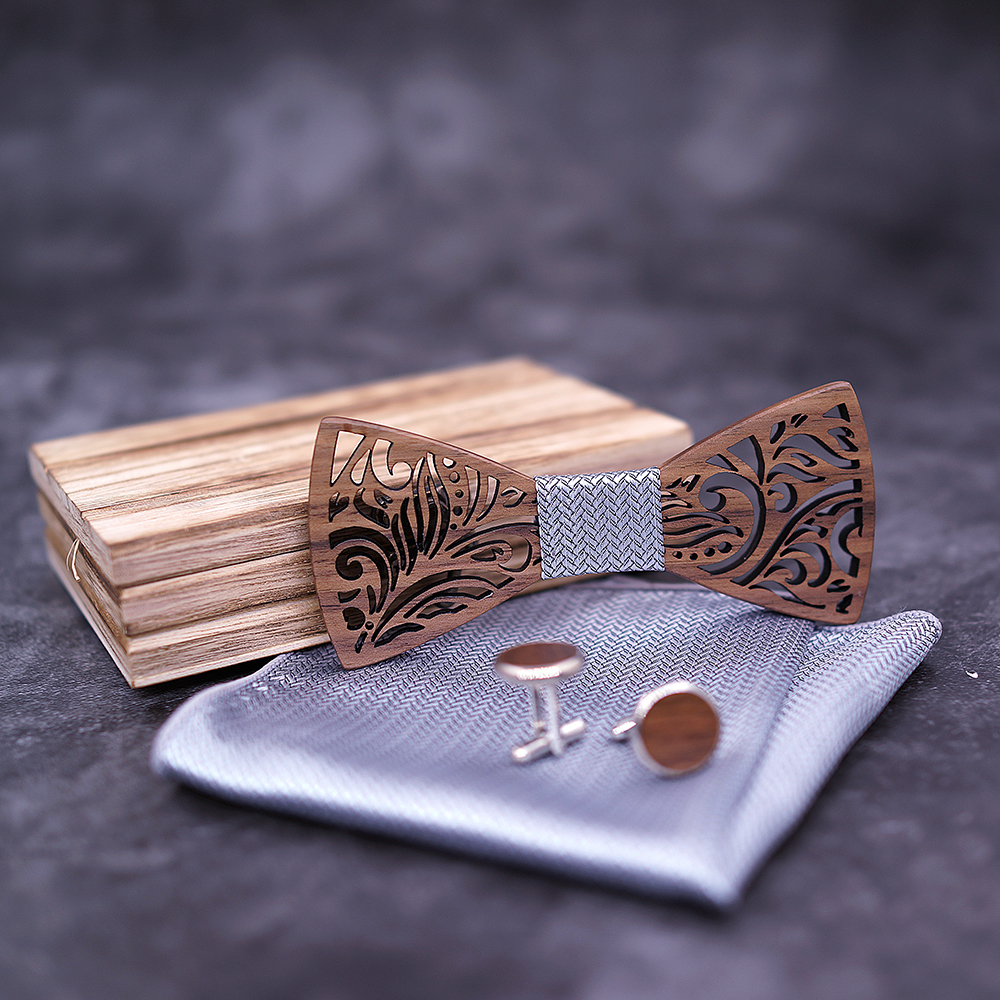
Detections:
30,358,692,685
655,381,873,624
310,418,542,668
639,690,720,774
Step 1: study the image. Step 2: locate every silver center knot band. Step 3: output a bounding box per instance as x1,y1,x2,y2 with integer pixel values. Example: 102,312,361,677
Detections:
534,467,665,579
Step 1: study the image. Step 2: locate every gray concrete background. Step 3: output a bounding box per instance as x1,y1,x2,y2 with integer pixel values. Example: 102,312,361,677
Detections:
2,2,999,998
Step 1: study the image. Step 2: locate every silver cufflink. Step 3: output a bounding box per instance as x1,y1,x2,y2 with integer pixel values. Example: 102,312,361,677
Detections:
611,681,719,776
494,642,587,763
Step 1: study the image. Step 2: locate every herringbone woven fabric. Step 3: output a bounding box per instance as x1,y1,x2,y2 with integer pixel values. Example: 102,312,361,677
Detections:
535,468,665,578
151,579,940,906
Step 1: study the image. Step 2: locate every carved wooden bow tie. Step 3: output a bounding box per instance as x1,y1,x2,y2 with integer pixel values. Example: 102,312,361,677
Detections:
308,382,874,668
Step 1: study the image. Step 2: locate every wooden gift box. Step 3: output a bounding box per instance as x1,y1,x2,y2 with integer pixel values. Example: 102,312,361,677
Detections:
29,358,691,687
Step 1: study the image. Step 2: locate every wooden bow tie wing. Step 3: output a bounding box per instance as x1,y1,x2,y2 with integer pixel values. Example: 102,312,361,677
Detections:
656,381,874,624
309,418,541,667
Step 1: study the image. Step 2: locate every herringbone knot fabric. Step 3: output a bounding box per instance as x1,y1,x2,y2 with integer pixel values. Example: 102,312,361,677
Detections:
535,467,665,578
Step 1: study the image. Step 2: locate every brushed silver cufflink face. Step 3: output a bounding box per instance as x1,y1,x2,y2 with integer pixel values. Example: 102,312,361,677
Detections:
494,642,587,763
611,681,719,776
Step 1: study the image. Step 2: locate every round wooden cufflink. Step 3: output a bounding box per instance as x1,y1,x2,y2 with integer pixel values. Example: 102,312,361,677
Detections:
494,642,587,764
611,681,719,776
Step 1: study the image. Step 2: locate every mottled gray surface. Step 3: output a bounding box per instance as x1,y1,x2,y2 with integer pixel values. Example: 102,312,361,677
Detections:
2,2,999,998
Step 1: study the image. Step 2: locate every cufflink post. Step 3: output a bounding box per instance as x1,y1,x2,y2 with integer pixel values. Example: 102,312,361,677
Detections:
494,642,587,764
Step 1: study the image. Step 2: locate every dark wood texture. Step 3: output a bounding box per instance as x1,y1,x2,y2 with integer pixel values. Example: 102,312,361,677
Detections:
310,418,542,667
657,381,874,624
639,691,720,774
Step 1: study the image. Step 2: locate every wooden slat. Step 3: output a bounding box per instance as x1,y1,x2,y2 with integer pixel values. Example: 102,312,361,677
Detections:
43,375,637,506
32,357,550,464
45,531,327,686
40,493,312,636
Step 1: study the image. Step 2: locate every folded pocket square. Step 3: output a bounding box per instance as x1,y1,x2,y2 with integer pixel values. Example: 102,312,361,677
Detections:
151,579,938,906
